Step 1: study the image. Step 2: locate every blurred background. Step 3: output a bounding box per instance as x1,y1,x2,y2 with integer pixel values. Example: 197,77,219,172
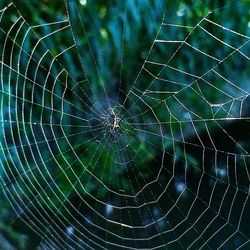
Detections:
0,0,250,249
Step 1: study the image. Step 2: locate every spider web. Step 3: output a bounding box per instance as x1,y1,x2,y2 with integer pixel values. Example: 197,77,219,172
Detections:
0,0,250,249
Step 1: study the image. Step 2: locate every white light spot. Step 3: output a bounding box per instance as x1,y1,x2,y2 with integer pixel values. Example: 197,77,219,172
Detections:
217,168,226,177
248,21,250,28
105,204,114,216
79,0,87,6
100,28,108,38
177,8,185,17
176,182,185,193
10,15,18,22
66,226,74,236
